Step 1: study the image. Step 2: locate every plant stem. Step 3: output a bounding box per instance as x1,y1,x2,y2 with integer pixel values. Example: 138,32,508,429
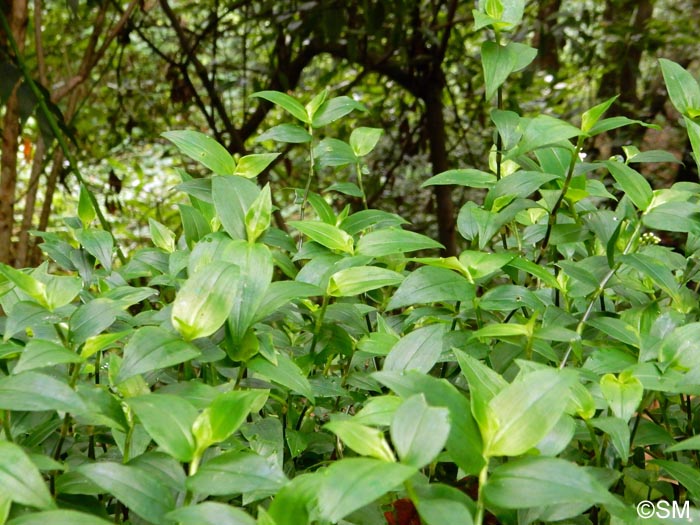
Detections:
299,126,315,226
475,460,490,525
309,294,329,355
355,162,369,209
2,411,12,442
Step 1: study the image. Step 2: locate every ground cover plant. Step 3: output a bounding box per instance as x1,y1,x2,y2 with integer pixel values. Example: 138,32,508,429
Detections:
3,1,700,525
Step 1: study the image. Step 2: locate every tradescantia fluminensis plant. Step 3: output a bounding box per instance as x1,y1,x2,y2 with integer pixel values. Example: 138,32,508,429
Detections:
4,2,700,525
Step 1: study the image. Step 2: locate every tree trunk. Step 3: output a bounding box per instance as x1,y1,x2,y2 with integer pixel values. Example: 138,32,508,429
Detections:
0,0,29,265
423,77,457,257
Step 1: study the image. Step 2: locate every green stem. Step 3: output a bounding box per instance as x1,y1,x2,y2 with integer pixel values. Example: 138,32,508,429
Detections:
0,9,125,264
475,460,490,525
309,294,329,355
560,221,643,368
2,411,12,442
299,126,316,225
355,162,369,209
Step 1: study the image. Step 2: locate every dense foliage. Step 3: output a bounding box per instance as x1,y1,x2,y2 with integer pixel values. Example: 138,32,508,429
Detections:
3,2,700,525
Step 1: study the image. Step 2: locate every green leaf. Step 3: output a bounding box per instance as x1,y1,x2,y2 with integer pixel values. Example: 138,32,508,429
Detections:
325,419,395,461
312,96,366,128
0,263,47,307
266,474,320,525
659,58,700,117
75,229,113,272
255,123,311,144
254,281,322,321
178,204,211,247
390,394,450,469
652,459,700,499
326,181,363,197
483,457,618,509
13,339,82,374
67,298,121,345
245,183,272,242
78,184,96,225
486,171,558,209
620,253,679,300
357,228,443,257
148,218,175,252
484,369,576,457
192,390,268,452
0,371,86,413
507,115,581,159
77,462,175,524
605,160,653,211
234,153,279,179
592,417,630,462
166,502,255,525
127,394,198,462
643,201,700,233
163,130,235,175
387,266,474,310
314,138,358,167
384,324,447,374
251,91,309,124
289,220,354,253
581,95,618,133
328,266,404,297
171,261,241,341
627,149,682,164
317,458,416,523
600,371,644,421
349,127,383,157
212,175,260,240
666,434,700,452
354,396,403,426
685,115,700,175
186,451,287,496
422,169,496,189
339,210,408,235
374,370,484,475
414,483,475,525
481,41,535,102
117,326,200,383
7,510,112,525
588,317,639,347
249,353,314,402
587,116,658,136
0,441,55,509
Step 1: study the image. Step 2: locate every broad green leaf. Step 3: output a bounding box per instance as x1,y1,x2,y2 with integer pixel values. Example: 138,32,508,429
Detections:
307,192,336,224
659,58,700,117
254,281,322,321
339,210,408,235
255,123,311,143
600,371,643,421
317,458,416,523
305,88,329,119
643,201,700,233
75,385,128,431
620,253,679,300
75,229,113,272
387,266,474,310
192,390,269,451
178,204,211,247
349,127,383,157
471,323,529,339
652,459,700,499
171,260,241,341
581,95,618,133
485,171,558,209
163,130,235,175
384,324,447,373
42,274,82,311
325,419,395,461
354,396,403,426
588,317,639,347
289,220,354,253
605,160,653,211
312,96,366,128
314,138,358,167
234,153,279,179
390,394,450,468
455,350,507,431
627,149,682,164
226,241,274,345
117,326,200,383
245,183,272,242
77,462,175,524
357,228,443,257
481,41,536,101
0,371,86,413
127,394,198,462
592,417,630,462
507,115,581,159
186,451,287,496
13,339,82,374
587,116,658,136
326,181,363,197
484,369,575,457
266,474,320,525
666,434,700,452
328,266,404,297
0,441,55,509
421,169,496,189
7,510,112,525
166,502,255,525
251,91,309,123
212,175,260,240
374,371,484,475
414,483,475,525
249,353,314,402
148,218,175,252
0,263,47,307
78,184,96,225
483,457,618,509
